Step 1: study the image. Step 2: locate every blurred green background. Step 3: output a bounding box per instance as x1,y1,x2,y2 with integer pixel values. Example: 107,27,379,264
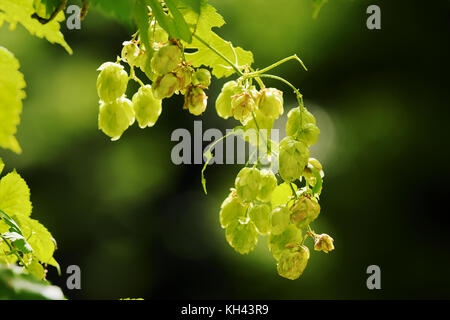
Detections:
1,0,449,299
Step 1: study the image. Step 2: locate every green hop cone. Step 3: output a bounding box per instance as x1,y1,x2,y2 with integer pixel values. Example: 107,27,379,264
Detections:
184,86,208,116
225,220,258,254
257,88,284,119
248,203,271,235
121,41,144,67
278,136,310,182
98,97,135,141
258,169,277,202
219,189,247,228
286,107,320,146
231,92,256,124
303,158,324,187
243,109,274,147
268,224,303,260
277,245,310,280
289,194,320,229
131,85,162,128
270,205,291,235
152,73,179,100
96,62,129,103
192,68,211,87
150,44,181,75
235,167,261,202
148,21,168,43
175,66,193,93
215,81,241,119
314,233,335,253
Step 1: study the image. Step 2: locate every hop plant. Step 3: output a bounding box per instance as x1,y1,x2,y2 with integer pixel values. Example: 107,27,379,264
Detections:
277,245,310,280
152,73,179,100
268,224,303,260
219,189,247,228
248,203,271,235
286,107,320,147
148,21,169,43
290,194,320,229
98,97,135,141
313,233,335,253
303,158,324,187
174,66,193,93
215,81,241,119
235,167,261,202
150,44,182,75
278,136,310,182
93,3,333,281
270,205,291,235
192,68,211,87
231,92,256,124
184,86,208,116
121,41,144,67
131,85,162,128
257,88,284,119
225,220,258,255
96,62,129,103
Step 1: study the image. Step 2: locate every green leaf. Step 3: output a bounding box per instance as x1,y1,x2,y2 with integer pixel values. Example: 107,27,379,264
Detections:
182,4,254,78
0,265,65,300
0,47,26,154
0,171,32,218
310,167,323,196
179,0,202,14
1,232,33,254
0,0,72,53
271,182,296,207
32,0,61,19
48,257,61,275
0,158,4,175
91,0,136,27
164,0,192,42
312,0,328,19
133,0,151,50
0,209,22,235
27,258,45,279
147,0,179,39
17,217,56,264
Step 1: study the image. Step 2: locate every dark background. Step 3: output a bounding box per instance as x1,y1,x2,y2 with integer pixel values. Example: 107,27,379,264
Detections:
1,0,449,299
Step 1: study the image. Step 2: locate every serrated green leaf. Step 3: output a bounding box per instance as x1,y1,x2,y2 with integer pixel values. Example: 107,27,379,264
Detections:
0,171,32,218
1,232,33,254
164,0,192,42
27,258,45,279
271,182,296,207
0,0,72,53
17,217,56,264
133,0,151,50
0,265,65,300
181,4,253,78
0,47,26,154
179,0,202,14
33,0,61,19
0,209,22,235
147,0,179,39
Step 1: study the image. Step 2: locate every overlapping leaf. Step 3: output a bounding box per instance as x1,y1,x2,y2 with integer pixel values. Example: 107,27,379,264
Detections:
0,0,71,53
0,47,26,154
181,4,254,78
